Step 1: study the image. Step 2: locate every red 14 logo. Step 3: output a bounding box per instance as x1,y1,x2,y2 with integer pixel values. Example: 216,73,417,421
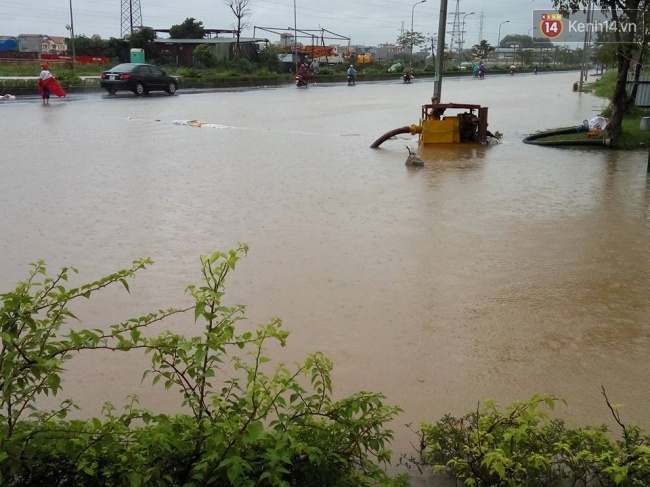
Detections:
540,14,563,39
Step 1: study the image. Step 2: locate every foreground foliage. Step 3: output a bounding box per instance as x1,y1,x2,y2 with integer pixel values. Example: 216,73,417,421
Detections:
3,246,649,486
0,246,405,486
407,394,650,486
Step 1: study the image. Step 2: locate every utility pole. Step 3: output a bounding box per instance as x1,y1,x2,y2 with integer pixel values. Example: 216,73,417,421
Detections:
293,0,297,74
67,0,76,68
579,0,593,91
433,0,448,102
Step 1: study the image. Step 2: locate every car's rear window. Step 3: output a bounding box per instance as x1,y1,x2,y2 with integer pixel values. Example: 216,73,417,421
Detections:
110,64,135,72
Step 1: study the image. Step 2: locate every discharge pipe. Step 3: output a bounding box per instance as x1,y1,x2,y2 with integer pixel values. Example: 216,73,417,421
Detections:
522,127,612,147
370,124,423,149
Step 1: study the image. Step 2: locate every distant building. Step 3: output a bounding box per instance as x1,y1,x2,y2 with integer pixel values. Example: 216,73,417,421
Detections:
154,37,269,66
374,43,407,62
18,34,67,55
43,36,67,54
0,36,19,52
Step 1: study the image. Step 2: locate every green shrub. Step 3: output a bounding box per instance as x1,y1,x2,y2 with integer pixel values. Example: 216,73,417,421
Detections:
317,66,336,75
0,247,404,486
55,71,83,84
192,44,216,68
410,394,650,486
176,67,201,79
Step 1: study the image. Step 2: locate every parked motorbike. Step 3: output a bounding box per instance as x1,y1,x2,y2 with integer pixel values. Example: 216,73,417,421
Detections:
402,72,411,83
295,74,308,88
347,75,356,86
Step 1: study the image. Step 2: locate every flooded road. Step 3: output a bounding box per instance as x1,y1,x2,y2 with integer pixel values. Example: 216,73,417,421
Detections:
2,71,649,481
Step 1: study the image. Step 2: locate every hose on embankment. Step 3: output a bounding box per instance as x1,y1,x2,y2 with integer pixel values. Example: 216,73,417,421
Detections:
523,127,613,147
370,124,422,148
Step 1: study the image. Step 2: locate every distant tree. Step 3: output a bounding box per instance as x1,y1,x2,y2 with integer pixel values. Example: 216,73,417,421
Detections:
192,44,215,67
105,37,128,61
519,49,534,66
425,34,437,66
128,27,158,62
169,18,206,39
443,49,455,64
592,32,619,67
392,52,409,64
68,34,108,57
396,31,427,51
552,0,645,145
258,43,284,72
500,34,535,48
225,0,251,60
472,39,494,61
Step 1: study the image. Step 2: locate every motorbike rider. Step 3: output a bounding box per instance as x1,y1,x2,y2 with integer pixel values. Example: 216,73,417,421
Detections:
402,66,412,82
510,65,516,75
297,63,310,84
347,64,357,83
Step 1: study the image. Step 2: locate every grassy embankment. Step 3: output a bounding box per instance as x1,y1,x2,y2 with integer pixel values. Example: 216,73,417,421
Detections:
534,70,650,149
0,60,570,96
0,60,296,94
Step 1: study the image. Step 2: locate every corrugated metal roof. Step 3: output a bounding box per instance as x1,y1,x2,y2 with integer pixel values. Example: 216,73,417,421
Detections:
154,37,268,44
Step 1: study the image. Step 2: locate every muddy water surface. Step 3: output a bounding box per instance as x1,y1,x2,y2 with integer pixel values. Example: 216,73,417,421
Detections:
1,71,649,482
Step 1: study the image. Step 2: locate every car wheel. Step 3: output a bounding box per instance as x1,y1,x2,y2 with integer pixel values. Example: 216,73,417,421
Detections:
166,82,177,95
106,87,117,95
134,82,145,96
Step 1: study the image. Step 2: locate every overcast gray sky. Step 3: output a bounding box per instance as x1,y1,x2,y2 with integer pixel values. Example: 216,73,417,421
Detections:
4,0,547,47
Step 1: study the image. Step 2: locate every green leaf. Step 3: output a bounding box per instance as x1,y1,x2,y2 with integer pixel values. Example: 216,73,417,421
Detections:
243,420,265,444
128,472,143,487
194,301,206,322
119,277,130,293
47,373,61,393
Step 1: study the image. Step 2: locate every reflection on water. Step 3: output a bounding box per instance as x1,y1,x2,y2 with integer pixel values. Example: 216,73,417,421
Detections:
1,72,649,484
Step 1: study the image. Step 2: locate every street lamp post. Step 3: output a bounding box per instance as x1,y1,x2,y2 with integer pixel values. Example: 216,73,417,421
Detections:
293,0,297,74
459,11,474,53
410,0,426,69
497,20,509,66
68,0,76,68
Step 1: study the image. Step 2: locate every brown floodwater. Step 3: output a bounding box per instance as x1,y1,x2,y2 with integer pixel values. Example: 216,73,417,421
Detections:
1,71,649,483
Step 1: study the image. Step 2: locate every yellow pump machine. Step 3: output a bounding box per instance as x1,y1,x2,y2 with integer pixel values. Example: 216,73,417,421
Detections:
419,102,489,144
370,0,492,150
370,102,490,149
